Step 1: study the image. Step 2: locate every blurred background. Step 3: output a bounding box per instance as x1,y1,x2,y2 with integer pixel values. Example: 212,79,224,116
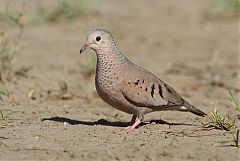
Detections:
0,0,239,110
0,0,239,160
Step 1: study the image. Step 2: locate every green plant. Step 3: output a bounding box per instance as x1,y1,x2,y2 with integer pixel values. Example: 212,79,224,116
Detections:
212,0,240,16
32,0,87,24
231,130,239,147
203,92,239,131
229,91,240,117
204,92,240,147
0,87,10,97
214,129,239,147
0,0,24,80
209,108,235,131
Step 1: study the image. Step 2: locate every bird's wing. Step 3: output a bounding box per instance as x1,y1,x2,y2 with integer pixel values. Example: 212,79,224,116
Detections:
120,74,184,108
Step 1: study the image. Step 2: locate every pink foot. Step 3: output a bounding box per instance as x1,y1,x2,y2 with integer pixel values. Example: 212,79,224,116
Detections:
123,115,142,131
126,119,141,132
124,115,137,130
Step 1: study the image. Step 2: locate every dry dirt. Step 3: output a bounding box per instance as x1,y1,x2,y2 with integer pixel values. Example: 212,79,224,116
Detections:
0,0,239,161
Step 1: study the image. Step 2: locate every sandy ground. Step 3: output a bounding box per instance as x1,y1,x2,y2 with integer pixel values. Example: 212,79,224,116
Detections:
0,0,239,160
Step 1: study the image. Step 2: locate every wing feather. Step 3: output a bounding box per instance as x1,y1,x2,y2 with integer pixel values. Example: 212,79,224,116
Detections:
120,76,184,108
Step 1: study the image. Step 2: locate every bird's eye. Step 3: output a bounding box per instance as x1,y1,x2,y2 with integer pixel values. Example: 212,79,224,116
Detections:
96,36,101,41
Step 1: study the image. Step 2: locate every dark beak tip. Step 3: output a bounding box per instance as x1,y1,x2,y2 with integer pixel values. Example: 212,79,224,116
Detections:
79,44,89,54
79,48,83,54
79,47,86,54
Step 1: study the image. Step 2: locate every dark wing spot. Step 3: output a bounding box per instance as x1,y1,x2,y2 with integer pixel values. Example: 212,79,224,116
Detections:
128,82,131,84
158,84,164,99
137,93,139,95
134,80,140,85
164,84,173,94
151,84,155,98
145,87,148,92
140,87,142,89
142,80,145,83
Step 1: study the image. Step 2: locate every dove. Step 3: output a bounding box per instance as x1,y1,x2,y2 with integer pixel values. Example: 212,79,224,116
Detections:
79,29,206,130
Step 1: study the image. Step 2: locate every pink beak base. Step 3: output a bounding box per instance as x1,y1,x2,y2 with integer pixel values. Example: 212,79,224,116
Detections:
80,43,90,54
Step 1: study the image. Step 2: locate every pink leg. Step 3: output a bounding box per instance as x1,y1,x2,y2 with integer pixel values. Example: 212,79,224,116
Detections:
124,115,137,130
128,119,141,131
124,115,143,131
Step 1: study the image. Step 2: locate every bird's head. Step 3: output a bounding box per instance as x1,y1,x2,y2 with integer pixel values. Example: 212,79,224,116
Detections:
80,29,114,54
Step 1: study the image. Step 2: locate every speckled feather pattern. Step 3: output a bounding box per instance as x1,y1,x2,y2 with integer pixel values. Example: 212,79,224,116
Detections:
80,29,206,128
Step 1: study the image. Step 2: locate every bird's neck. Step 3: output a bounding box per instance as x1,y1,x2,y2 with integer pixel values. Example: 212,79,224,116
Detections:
96,46,126,65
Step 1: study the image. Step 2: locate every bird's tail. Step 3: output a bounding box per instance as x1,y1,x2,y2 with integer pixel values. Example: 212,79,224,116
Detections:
183,101,207,117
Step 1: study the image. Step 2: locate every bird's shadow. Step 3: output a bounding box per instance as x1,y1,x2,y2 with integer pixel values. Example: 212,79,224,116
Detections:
41,116,193,127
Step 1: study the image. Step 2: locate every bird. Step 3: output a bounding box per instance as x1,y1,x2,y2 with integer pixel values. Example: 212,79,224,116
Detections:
79,29,206,130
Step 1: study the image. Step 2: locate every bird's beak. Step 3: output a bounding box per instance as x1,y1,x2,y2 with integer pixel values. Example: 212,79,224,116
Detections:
80,43,90,54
